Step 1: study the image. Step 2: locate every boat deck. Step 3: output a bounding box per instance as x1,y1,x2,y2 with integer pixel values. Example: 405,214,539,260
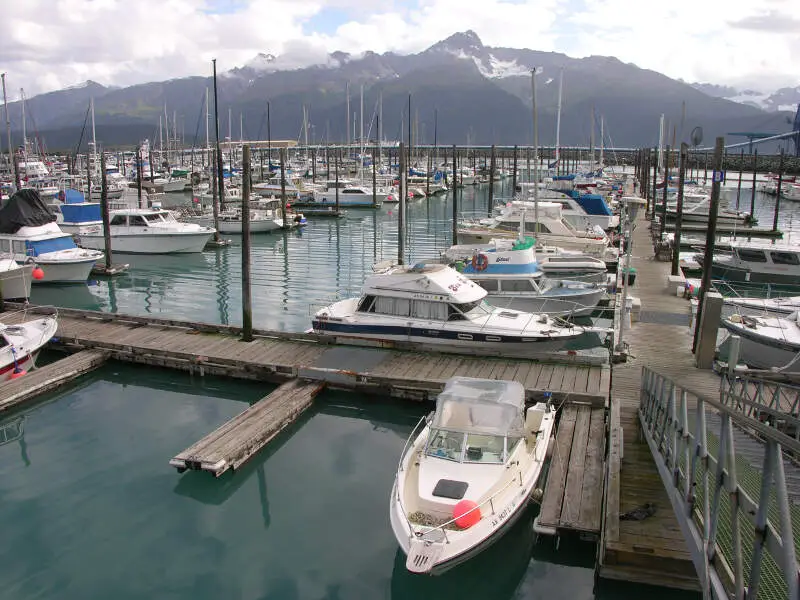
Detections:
170,379,325,476
537,403,606,536
0,349,110,414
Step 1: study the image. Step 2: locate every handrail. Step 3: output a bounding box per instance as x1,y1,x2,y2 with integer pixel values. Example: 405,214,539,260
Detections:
719,372,800,439
640,366,800,599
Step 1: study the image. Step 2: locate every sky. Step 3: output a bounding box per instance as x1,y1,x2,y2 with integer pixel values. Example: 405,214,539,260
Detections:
1,0,798,99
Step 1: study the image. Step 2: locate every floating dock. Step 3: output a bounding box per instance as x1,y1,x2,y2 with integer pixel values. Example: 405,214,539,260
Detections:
537,403,605,536
170,379,325,476
0,349,110,413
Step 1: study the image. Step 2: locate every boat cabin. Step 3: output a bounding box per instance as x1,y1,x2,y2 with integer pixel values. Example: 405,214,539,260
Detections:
109,209,179,227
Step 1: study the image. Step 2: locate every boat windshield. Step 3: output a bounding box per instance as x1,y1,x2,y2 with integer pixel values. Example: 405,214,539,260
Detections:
424,429,508,464
449,300,493,320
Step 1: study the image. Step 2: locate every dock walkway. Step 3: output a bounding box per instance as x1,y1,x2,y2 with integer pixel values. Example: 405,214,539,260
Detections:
599,215,721,591
0,349,110,414
5,306,611,406
170,379,325,477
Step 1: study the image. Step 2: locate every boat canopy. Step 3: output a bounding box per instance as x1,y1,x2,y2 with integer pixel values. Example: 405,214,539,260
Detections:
0,189,57,233
432,377,525,437
25,235,76,256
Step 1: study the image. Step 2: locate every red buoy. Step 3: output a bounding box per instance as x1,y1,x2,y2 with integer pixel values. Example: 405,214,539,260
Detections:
453,499,481,529
9,370,26,379
32,267,44,280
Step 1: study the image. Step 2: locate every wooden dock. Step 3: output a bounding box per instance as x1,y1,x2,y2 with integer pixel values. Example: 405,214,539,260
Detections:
537,404,605,536
5,306,611,406
597,214,723,591
170,379,325,477
0,349,110,413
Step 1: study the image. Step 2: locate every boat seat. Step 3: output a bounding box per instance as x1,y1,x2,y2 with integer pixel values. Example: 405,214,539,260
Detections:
432,479,468,500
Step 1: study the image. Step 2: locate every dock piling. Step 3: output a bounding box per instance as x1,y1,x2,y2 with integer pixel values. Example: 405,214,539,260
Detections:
241,145,253,342
773,149,784,232
671,143,688,276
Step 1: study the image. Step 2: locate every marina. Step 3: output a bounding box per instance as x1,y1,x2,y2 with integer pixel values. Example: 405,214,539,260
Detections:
1,120,799,600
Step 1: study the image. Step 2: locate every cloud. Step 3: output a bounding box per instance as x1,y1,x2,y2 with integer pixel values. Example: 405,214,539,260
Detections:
728,10,800,33
0,0,797,100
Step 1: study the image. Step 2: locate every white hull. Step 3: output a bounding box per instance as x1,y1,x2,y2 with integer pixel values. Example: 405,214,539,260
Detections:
0,263,33,299
723,317,800,373
217,219,284,234
28,257,97,283
78,231,212,254
163,179,189,193
0,315,58,380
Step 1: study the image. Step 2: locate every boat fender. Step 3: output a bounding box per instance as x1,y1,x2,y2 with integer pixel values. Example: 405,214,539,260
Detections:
9,370,26,379
471,253,489,271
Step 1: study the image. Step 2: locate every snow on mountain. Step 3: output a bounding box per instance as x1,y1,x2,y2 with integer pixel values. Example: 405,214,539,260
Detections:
244,52,277,71
691,81,799,112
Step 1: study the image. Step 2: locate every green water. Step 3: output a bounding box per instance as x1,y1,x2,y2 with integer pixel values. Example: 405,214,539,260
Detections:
0,363,694,599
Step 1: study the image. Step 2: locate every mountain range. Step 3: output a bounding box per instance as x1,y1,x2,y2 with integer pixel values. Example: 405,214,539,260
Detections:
5,30,798,152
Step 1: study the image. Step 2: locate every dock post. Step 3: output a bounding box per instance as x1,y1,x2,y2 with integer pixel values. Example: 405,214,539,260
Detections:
398,142,406,265
773,149,784,232
86,149,93,201
311,147,316,184
100,151,113,270
488,144,496,216
692,136,724,354
135,146,143,208
671,143,688,276
694,292,723,369
452,144,458,245
241,145,253,342
372,138,377,208
651,146,658,220
279,148,287,228
750,150,758,219
659,145,670,239
728,335,741,374
511,144,518,196
211,149,221,241
735,149,743,209
335,148,340,213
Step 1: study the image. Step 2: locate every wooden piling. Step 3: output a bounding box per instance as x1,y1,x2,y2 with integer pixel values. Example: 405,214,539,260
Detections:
241,145,253,342
512,144,518,195
750,150,758,219
735,150,743,209
279,148,287,228
100,152,113,270
671,143,688,276
693,136,725,353
488,144,496,216
659,145,670,238
773,149,784,232
452,144,458,245
651,147,658,220
398,142,406,265
335,148,340,212
136,146,143,208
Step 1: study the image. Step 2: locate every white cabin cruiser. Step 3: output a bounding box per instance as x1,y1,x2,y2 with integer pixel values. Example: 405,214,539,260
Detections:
310,180,389,207
458,202,618,268
77,208,215,254
0,189,103,283
312,263,589,357
443,238,605,317
723,296,800,319
722,312,800,374
695,240,800,284
0,314,58,381
512,191,618,231
390,377,555,574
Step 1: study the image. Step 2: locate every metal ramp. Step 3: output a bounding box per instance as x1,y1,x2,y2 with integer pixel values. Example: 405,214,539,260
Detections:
639,367,800,599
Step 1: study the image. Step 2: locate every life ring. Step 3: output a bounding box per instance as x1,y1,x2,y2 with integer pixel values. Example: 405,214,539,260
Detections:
472,253,489,271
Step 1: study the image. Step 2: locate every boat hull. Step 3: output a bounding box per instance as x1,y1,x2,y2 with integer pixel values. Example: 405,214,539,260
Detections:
722,320,800,373
311,320,573,357
26,257,96,283
0,264,33,300
709,262,799,284
78,232,213,254
217,219,284,234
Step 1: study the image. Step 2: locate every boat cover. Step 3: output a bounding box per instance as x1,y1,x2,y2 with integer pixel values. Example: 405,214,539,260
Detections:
0,189,57,233
433,377,525,436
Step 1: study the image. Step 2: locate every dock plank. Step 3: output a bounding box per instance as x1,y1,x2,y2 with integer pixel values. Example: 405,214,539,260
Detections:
577,407,606,532
170,379,325,476
560,405,592,528
0,350,110,413
539,405,578,527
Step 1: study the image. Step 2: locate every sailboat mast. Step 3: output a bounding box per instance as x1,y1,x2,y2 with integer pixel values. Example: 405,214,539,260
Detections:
657,114,665,173
205,87,210,149
555,68,563,164
359,84,364,167
20,88,27,159
590,105,595,166
599,115,605,169
2,74,19,189
345,81,350,148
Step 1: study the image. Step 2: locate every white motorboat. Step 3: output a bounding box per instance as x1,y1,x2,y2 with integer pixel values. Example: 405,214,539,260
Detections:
311,262,590,357
76,208,215,254
0,258,34,301
723,296,800,319
0,313,58,380
458,202,618,267
311,180,389,207
0,190,103,283
696,240,800,284
444,237,609,285
722,312,800,373
390,377,555,574
452,239,605,317
512,191,618,231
